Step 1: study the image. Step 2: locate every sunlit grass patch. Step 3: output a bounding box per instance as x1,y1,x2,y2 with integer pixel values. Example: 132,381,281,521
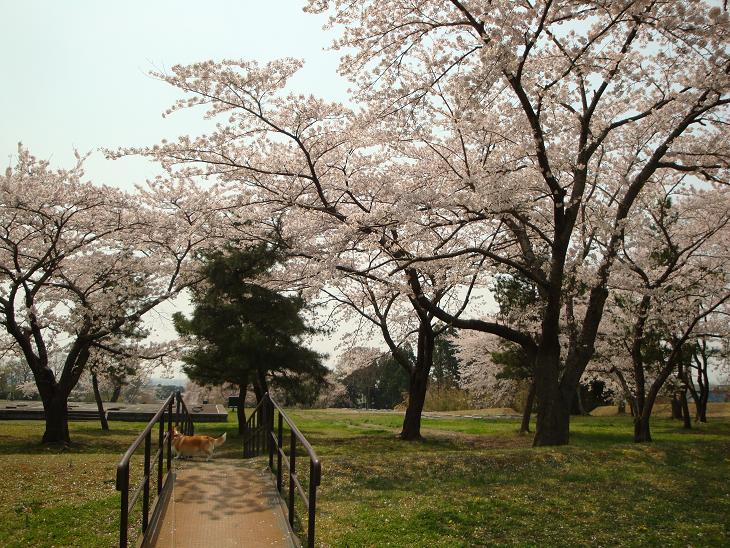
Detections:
1,408,729,547
296,411,730,547
0,423,138,547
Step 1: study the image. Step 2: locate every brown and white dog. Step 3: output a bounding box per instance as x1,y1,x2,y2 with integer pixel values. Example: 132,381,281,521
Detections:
172,427,227,460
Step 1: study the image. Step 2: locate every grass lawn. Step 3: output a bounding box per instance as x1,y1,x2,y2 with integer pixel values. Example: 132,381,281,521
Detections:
0,418,243,548
1,408,728,547
285,409,730,547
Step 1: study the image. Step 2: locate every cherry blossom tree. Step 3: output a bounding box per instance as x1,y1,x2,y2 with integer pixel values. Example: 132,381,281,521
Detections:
686,331,730,421
455,331,519,406
87,331,175,430
302,0,730,445
121,57,488,440
598,184,730,441
0,146,220,443
120,0,730,447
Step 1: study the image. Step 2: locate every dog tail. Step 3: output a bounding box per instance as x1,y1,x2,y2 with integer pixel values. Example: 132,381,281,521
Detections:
214,432,227,447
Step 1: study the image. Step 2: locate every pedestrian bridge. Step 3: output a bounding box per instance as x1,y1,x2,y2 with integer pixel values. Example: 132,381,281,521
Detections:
151,459,296,548
116,393,320,548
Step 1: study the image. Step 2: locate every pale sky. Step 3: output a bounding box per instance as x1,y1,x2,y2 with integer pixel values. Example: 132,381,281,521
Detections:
1,1,347,185
1,1,352,377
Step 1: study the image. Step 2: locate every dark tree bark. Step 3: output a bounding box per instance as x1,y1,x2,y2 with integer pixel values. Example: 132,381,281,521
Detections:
40,387,72,445
533,336,571,446
671,395,683,420
634,414,652,442
236,382,249,435
688,370,709,423
91,372,109,431
575,385,587,416
399,320,435,441
33,357,81,445
40,398,69,443
680,389,692,429
252,381,263,404
695,392,708,423
401,368,429,441
520,379,536,434
110,383,122,403
687,341,710,422
253,369,270,405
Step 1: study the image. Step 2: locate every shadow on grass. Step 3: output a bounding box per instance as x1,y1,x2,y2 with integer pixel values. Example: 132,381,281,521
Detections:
0,418,249,457
0,421,148,455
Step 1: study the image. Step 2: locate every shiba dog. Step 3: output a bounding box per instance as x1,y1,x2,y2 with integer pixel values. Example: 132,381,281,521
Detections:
172,427,227,460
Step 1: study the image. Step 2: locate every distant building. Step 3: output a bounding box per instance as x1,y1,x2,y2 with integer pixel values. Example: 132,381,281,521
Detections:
708,385,730,403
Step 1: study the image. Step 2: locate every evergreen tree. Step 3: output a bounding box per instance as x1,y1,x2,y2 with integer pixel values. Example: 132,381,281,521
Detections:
173,244,327,432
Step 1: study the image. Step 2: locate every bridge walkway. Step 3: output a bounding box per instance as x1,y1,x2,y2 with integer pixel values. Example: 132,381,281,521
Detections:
150,458,297,548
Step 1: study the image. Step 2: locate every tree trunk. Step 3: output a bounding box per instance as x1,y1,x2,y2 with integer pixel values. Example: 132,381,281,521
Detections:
253,369,268,404
520,379,536,434
400,367,429,441
680,388,691,430
695,397,708,423
575,385,587,416
671,395,682,420
689,340,710,423
634,414,652,442
110,383,122,403
252,382,263,404
696,364,709,423
399,320,434,441
236,383,248,435
533,342,570,446
42,394,71,444
617,399,626,415
91,373,109,431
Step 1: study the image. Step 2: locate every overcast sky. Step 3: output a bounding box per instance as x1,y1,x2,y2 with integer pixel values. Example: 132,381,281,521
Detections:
1,1,347,184
2,1,354,377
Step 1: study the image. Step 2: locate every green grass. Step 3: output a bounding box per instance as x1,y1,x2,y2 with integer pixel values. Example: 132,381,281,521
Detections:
1,410,728,546
282,410,730,547
0,418,244,547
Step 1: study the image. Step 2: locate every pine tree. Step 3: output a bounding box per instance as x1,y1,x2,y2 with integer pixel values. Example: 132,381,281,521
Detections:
173,244,327,433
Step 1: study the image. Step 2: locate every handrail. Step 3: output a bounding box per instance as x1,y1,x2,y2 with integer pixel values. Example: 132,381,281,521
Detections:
243,393,321,548
115,391,194,548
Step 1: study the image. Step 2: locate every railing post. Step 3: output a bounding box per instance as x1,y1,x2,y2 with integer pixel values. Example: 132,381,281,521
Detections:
240,394,320,548
257,402,268,455
277,412,283,493
257,404,262,454
142,430,152,533
308,461,318,548
268,398,274,471
244,424,248,458
176,395,181,431
116,394,188,548
118,465,129,548
253,405,257,455
259,403,264,454
288,429,296,527
158,413,164,494
167,398,173,472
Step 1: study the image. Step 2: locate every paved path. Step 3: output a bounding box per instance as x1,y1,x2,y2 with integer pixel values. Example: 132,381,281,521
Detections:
152,459,296,548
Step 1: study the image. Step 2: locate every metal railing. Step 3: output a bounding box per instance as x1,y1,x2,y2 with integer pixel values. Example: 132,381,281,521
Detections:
115,391,194,548
243,393,321,548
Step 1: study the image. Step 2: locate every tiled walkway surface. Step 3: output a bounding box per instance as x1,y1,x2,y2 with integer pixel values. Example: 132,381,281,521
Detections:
152,459,296,548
